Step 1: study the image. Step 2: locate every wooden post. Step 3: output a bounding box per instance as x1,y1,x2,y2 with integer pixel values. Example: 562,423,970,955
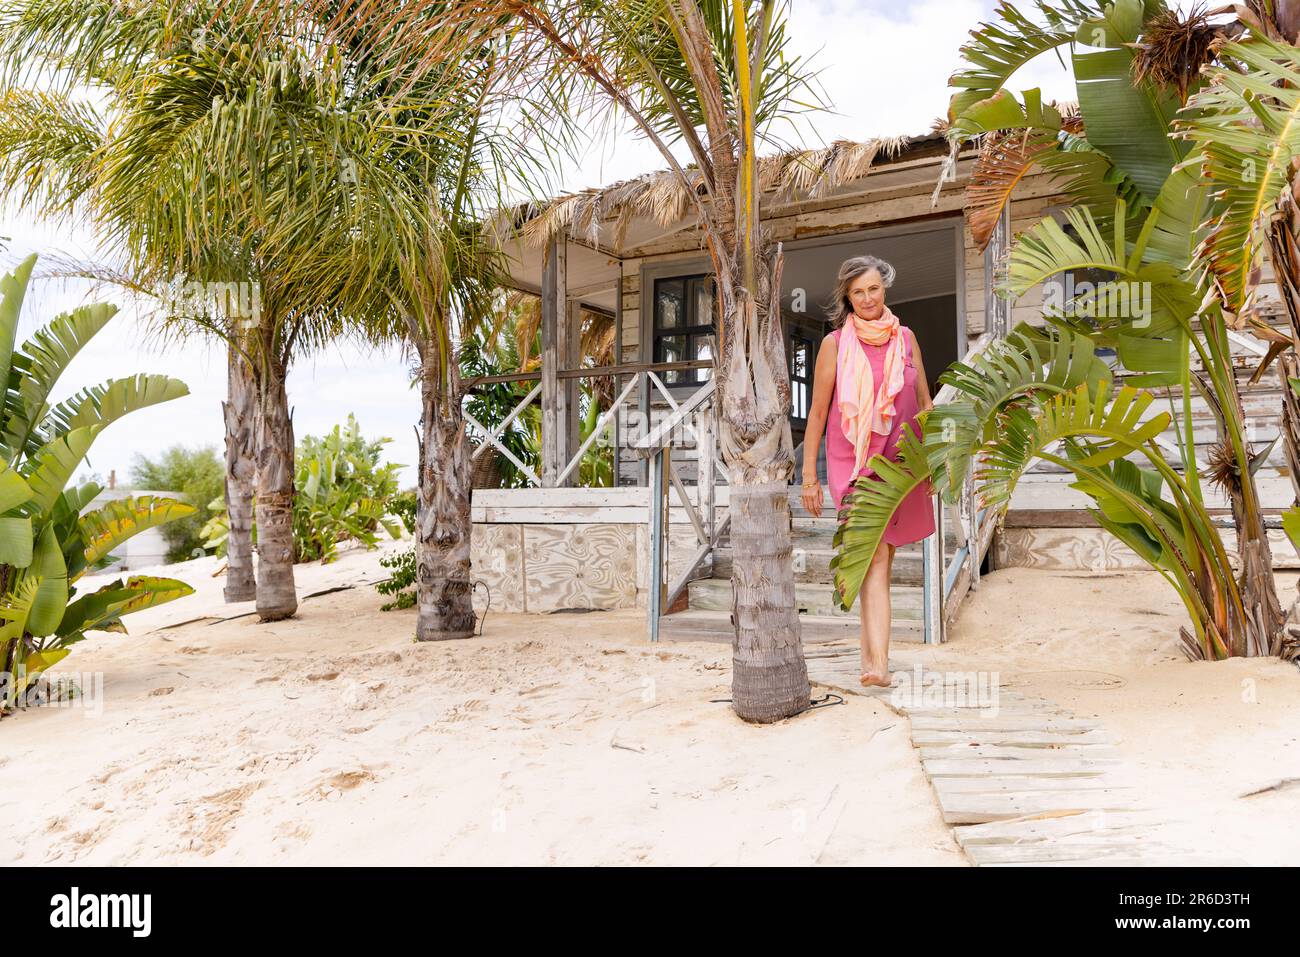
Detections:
647,446,669,642
562,299,581,483
613,261,623,486
699,399,716,571
923,494,944,644
541,229,567,486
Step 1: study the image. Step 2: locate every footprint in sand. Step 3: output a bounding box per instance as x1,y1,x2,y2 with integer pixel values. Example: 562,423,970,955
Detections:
311,768,378,802
174,782,262,856
445,699,488,723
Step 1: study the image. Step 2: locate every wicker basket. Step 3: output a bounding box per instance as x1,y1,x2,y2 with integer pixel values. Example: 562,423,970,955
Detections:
470,442,504,488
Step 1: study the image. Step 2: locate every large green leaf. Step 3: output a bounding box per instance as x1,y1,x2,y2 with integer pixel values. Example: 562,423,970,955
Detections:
1072,0,1187,202
0,254,37,397
1002,199,1194,384
54,575,194,648
27,521,68,637
0,301,117,466
21,426,99,516
1175,34,1300,315
39,374,188,449
976,381,1170,512
927,322,1113,497
0,515,33,567
77,495,197,571
947,0,1107,123
0,461,33,512
1285,506,1300,557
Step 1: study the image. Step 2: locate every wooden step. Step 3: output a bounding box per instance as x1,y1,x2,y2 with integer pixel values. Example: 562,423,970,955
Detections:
655,609,923,644
685,577,923,620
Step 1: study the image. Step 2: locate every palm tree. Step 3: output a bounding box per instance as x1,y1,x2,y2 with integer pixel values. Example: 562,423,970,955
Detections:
0,1,469,622
832,0,1297,659
260,0,833,720
195,2,555,640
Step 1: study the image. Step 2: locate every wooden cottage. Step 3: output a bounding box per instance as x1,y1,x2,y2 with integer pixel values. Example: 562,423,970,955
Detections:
467,130,1297,641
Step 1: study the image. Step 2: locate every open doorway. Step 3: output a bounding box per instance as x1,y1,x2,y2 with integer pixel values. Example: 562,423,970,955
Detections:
778,218,964,456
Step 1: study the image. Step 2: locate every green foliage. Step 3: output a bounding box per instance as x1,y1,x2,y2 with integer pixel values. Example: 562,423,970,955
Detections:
0,255,194,710
389,489,417,535
293,414,403,563
376,546,416,611
202,414,405,564
129,445,224,562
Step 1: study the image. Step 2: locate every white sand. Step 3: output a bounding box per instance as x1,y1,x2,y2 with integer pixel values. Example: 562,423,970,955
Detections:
3,547,1296,865
0,542,958,866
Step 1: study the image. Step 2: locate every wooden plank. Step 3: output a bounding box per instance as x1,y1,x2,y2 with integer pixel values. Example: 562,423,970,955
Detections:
918,744,1122,761
924,758,1120,777
910,715,1102,732
932,775,1131,794
936,789,1148,825
540,231,565,486
913,728,1119,747
471,506,730,524
474,487,733,508
952,810,1160,846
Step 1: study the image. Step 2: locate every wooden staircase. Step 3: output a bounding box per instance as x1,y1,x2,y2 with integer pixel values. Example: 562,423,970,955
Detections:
657,487,962,644
1002,323,1300,570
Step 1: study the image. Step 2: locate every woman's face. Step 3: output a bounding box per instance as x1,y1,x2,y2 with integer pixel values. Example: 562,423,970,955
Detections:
847,268,886,321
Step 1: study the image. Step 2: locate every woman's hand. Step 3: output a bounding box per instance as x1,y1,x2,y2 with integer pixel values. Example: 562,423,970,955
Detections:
801,480,824,518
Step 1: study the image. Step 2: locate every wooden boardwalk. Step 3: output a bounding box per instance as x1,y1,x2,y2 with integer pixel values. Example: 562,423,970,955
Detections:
804,645,1246,866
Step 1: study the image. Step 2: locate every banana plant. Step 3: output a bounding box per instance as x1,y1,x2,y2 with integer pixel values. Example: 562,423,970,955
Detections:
0,254,195,710
834,0,1293,659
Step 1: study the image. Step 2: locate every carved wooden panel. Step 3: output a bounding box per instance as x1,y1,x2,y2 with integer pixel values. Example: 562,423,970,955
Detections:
522,523,638,611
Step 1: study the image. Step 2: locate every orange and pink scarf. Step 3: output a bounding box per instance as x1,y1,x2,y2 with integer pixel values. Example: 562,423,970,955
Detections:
838,305,907,477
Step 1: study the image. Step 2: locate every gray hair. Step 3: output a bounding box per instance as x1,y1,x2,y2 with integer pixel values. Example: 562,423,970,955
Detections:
824,254,896,327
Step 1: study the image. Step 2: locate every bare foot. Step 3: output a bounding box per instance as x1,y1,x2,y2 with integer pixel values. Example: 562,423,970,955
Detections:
859,666,892,688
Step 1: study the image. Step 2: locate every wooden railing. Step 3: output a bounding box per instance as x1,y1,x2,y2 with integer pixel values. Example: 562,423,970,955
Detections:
631,377,726,642
462,359,713,491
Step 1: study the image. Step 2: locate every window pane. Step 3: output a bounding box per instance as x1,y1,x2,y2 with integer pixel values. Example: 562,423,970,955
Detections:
689,276,715,329
695,336,713,383
792,339,809,379
659,334,685,384
655,278,685,330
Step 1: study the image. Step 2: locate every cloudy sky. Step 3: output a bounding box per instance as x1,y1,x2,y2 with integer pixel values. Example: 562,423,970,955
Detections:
0,0,1124,488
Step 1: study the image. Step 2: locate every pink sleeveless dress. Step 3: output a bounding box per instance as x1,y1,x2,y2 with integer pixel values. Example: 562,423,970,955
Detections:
826,324,936,546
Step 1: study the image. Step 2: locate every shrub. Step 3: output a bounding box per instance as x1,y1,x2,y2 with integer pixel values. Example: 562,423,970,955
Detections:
201,414,405,564
129,445,224,562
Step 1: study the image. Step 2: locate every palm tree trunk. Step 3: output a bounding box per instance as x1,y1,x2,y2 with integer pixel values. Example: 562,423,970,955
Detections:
716,251,811,722
415,354,475,641
1204,349,1287,657
254,350,297,621
222,341,257,602
1225,477,1286,656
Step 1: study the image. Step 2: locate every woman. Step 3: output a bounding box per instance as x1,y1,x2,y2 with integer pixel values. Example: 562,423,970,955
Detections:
800,255,936,688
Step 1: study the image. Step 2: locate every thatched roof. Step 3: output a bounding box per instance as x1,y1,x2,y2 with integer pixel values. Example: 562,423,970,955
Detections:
508,130,956,251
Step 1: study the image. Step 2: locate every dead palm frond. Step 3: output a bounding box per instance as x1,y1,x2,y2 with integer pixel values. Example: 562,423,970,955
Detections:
1132,4,1244,103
